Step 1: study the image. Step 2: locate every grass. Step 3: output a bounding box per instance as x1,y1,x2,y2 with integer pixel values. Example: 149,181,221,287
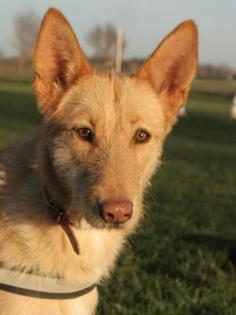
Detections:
0,81,236,314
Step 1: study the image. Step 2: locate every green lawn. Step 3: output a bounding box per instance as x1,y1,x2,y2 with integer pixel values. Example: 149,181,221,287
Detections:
0,81,236,315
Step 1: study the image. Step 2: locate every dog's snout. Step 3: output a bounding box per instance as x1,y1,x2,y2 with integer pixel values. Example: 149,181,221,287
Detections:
99,200,133,224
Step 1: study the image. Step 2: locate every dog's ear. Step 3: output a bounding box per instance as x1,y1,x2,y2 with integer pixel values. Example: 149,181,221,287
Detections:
138,20,198,132
34,8,94,116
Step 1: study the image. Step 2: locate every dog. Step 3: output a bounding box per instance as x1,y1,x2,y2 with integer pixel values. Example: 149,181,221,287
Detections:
0,8,197,315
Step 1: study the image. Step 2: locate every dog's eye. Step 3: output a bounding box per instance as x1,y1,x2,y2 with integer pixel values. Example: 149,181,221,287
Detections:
135,129,150,143
76,127,94,142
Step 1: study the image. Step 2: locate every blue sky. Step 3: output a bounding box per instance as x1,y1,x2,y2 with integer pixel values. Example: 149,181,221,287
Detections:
1,0,236,69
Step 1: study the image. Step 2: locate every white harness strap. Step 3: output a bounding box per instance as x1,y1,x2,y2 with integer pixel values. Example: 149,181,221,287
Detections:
0,268,96,299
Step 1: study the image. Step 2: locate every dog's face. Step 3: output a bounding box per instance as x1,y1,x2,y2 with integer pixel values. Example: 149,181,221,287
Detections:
39,75,166,230
34,9,197,231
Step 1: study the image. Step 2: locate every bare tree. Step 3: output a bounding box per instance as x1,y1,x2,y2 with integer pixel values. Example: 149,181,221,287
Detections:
13,9,40,67
86,23,127,60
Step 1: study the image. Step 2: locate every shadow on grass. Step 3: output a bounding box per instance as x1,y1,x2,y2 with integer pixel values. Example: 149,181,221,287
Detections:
183,233,236,269
183,233,236,251
173,111,236,147
163,107,236,170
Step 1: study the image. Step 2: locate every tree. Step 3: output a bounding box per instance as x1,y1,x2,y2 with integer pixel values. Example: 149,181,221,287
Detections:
13,10,40,64
86,23,127,60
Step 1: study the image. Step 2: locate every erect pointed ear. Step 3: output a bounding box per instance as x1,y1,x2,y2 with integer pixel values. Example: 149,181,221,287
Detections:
33,8,94,116
138,20,198,131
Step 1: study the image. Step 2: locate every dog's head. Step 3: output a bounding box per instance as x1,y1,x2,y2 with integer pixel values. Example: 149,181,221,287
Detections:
34,9,197,231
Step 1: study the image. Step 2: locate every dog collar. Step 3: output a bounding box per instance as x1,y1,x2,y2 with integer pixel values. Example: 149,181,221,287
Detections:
44,188,80,255
0,267,96,299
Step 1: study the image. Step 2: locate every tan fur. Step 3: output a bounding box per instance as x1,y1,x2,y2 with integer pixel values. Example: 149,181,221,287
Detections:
0,8,197,315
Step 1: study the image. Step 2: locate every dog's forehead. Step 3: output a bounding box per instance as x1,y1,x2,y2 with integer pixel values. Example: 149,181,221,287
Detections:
60,74,164,129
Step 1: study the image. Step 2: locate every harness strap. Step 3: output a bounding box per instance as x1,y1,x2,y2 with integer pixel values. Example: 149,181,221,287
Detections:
0,268,96,300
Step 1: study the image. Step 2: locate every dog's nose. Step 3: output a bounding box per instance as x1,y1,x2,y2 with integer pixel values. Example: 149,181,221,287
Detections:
99,200,133,224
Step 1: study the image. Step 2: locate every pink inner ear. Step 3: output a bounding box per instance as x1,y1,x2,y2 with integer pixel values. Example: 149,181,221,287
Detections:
137,20,197,131
138,22,197,96
151,34,196,91
33,8,94,115
35,21,76,81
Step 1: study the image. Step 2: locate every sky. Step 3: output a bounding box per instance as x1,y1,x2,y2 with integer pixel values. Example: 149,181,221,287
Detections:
0,0,236,69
